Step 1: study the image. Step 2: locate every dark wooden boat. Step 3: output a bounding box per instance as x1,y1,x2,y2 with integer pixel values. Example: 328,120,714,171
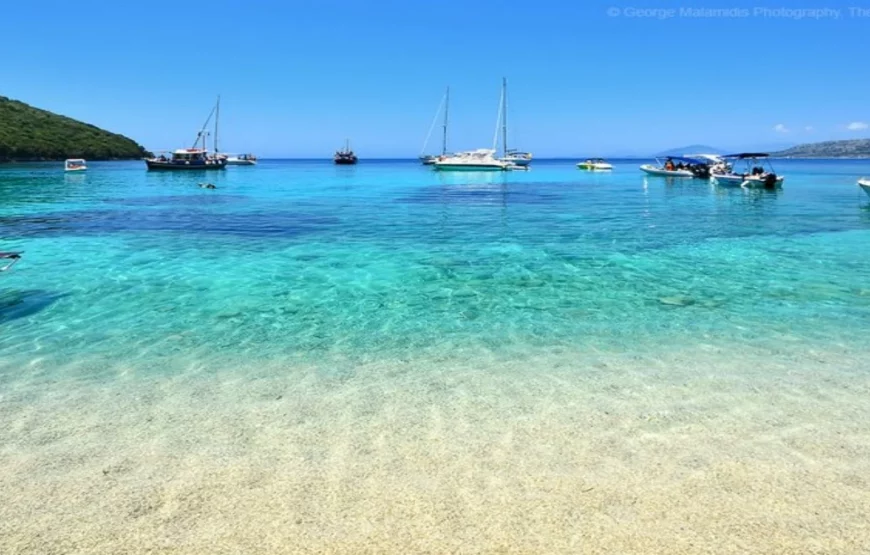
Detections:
145,96,227,171
145,149,227,170
334,140,358,165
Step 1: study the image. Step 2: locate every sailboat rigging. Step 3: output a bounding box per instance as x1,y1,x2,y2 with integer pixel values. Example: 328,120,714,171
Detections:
420,87,450,165
145,96,227,171
497,78,532,167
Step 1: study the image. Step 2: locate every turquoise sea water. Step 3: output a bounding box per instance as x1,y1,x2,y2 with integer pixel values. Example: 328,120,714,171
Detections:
1,159,869,376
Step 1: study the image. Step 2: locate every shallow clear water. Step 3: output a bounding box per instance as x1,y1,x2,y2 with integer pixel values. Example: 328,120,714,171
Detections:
4,159,870,553
2,159,870,375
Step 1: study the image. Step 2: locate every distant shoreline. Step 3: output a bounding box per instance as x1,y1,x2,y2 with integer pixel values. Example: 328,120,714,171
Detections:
0,157,146,164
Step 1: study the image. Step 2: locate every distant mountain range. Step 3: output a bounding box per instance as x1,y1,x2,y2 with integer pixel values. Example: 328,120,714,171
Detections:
770,139,870,158
0,96,150,162
655,144,726,157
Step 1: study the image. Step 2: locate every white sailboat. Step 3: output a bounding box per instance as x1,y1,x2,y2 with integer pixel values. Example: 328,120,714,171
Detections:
433,83,511,172
498,77,532,167
420,87,450,165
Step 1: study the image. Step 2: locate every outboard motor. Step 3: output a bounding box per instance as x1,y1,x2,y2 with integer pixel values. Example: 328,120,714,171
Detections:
764,173,778,189
691,164,711,179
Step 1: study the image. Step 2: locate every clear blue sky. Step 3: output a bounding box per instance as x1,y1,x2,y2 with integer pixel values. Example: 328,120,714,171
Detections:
3,0,868,157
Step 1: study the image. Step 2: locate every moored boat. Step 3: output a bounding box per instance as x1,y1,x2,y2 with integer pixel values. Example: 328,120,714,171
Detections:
640,156,708,178
712,153,783,188
146,149,227,170
145,96,226,171
64,158,87,172
857,178,870,198
334,140,358,165
577,158,613,171
433,149,511,171
225,153,258,166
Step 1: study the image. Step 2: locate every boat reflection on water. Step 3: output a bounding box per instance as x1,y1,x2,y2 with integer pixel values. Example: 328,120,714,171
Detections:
434,168,509,187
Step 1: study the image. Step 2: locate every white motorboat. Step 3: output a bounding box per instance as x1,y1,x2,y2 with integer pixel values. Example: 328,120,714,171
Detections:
225,153,257,165
857,178,870,198
64,158,87,172
685,153,730,174
420,86,451,165
640,156,699,178
712,153,784,188
577,158,613,171
433,149,511,171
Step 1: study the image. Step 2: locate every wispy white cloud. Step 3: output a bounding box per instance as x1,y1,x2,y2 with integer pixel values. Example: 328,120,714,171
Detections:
773,123,789,133
846,121,868,131
804,126,814,132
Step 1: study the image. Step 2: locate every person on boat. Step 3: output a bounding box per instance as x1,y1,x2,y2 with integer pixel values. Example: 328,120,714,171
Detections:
664,159,675,171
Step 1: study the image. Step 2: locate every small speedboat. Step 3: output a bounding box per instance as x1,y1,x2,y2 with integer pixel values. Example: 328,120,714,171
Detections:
433,149,511,171
858,178,870,198
712,153,783,189
577,158,612,171
225,153,257,166
640,156,706,178
64,159,87,172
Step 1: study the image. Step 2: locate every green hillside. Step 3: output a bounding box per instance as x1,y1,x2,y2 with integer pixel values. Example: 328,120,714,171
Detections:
771,139,870,158
0,96,151,162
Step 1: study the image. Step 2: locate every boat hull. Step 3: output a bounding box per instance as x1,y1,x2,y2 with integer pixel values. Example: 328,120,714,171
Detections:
334,158,358,165
433,164,507,172
858,179,870,197
640,164,693,178
503,157,531,167
714,174,784,188
145,159,227,171
226,159,257,166
577,163,612,171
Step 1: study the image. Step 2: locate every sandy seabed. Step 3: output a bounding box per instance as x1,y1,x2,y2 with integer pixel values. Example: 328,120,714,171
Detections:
1,345,869,554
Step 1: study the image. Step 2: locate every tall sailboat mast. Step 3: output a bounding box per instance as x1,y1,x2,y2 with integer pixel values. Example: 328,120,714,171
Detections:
492,82,504,151
441,86,450,155
502,78,508,158
214,95,220,154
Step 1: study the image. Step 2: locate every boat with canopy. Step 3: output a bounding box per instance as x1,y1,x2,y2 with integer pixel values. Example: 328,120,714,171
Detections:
640,156,711,178
712,153,783,188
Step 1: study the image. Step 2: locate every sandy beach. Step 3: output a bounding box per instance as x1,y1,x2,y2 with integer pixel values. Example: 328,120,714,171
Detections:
2,344,868,554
